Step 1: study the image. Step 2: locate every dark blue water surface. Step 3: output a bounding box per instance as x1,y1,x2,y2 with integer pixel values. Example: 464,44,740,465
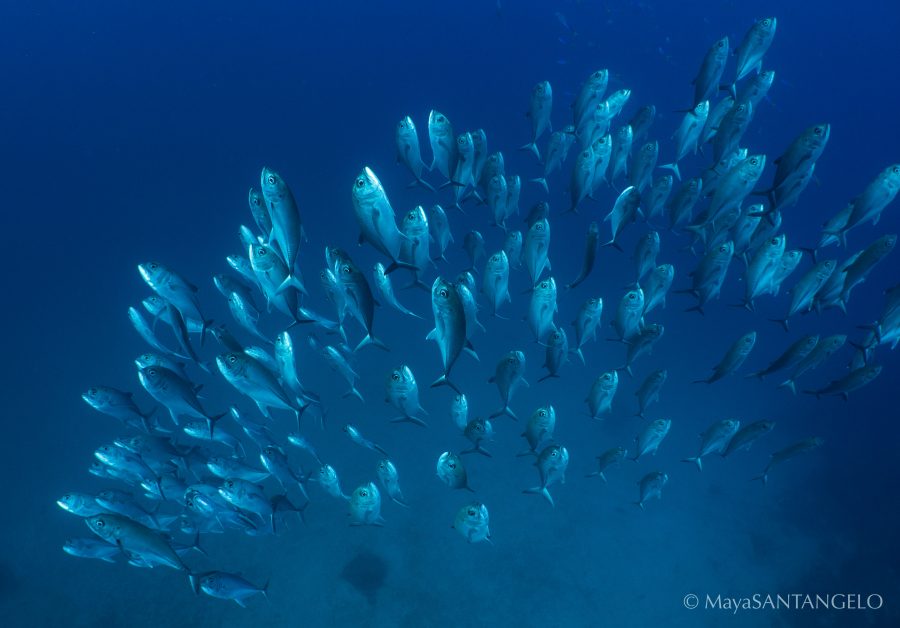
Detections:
2,1,899,626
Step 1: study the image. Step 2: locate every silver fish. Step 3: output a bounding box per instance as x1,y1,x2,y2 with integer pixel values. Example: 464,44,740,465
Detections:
747,335,820,380
428,277,467,393
429,205,454,263
632,419,672,461
348,482,384,526
635,471,668,510
778,335,846,395
195,572,268,608
385,364,428,427
396,116,433,191
436,452,474,491
693,36,729,107
634,369,667,418
732,17,777,91
482,250,511,317
754,436,823,486
661,101,708,181
376,459,408,507
603,185,641,250
518,405,556,455
527,277,558,343
400,205,431,289
682,419,741,471
452,502,491,543
566,221,600,290
612,288,644,341
523,218,552,286
489,350,528,420
539,328,569,382
260,167,305,276
804,364,882,400
571,297,603,364
586,446,628,483
586,370,618,419
642,264,675,315
523,445,569,507
629,141,658,193
428,110,456,180
694,331,757,384
350,167,411,273
721,420,776,457
344,424,388,456
520,81,553,160
633,230,660,284
373,262,421,320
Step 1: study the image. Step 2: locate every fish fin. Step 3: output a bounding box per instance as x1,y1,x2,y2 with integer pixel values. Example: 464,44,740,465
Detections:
430,375,461,394
384,261,418,275
389,415,429,428
530,177,549,193
354,334,390,352
518,143,542,161
523,487,554,507
600,239,623,252
681,456,703,471
658,163,681,181
342,387,365,402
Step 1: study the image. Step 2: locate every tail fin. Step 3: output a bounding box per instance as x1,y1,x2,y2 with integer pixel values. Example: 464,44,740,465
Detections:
682,456,703,471
659,162,681,181
342,387,365,403
777,379,797,395
519,142,541,162
523,486,554,507
530,177,549,193
354,334,389,352
430,375,461,394
769,317,789,332
489,405,519,421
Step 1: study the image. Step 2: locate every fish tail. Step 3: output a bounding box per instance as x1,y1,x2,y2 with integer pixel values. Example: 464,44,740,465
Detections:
684,305,705,315
523,486,554,507
342,387,365,403
600,239,624,252
537,373,559,383
777,379,797,395
634,501,645,511
389,415,429,428
681,456,703,472
489,405,518,421
530,177,549,193
799,246,819,264
751,472,768,485
384,261,418,275
354,334,390,352
518,142,542,162
659,162,681,181
430,375,462,394
769,317,789,332
573,348,585,365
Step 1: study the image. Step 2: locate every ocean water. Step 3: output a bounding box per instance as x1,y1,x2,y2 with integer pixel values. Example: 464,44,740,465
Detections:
2,1,899,626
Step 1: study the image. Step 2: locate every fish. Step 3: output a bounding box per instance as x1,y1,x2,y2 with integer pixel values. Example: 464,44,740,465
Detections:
348,483,384,526
486,174,509,228
489,350,528,420
450,132,478,209
329,248,389,351
85,514,188,571
763,250,803,296
693,36,729,107
455,275,484,344
539,328,569,381
260,167,305,277
372,262,422,320
635,471,668,510
520,81,553,160
758,123,830,206
571,297,603,364
137,366,222,431
607,124,633,187
395,116,433,191
634,369,667,418
698,96,733,147
452,502,491,543
482,250,511,317
568,146,595,213
128,306,185,359
603,186,641,251
215,352,307,427
376,458,409,507
839,234,897,306
518,405,556,456
461,417,494,457
619,323,664,376
735,70,774,109
247,188,273,237
503,230,523,269
427,110,456,181
531,126,576,192
273,330,312,403
523,444,569,507
350,167,413,274
463,230,486,273
705,154,767,229
248,243,305,320
740,233,786,310
612,288,645,341
633,230,660,284
436,452,474,491
428,277,468,393
632,419,672,461
450,393,469,431
804,364,882,400
138,262,211,341
682,419,741,471
206,457,270,483
194,571,268,607
313,464,349,500
712,101,753,164
505,175,522,222
82,386,154,433
627,105,656,145
385,364,428,427
565,222,600,290
314,340,364,402
63,538,120,564
747,335,819,380
526,277,558,343
778,335,846,395
219,478,300,533
479,152,505,196
523,218,552,286
586,370,618,419
183,421,244,457
227,291,269,344
694,331,757,384
344,424,388,457
831,165,900,244
260,445,308,500
754,436,823,485
644,175,674,220
629,141,658,193
642,264,675,315
57,493,106,517
573,70,609,130
399,205,431,289
680,240,734,314
721,420,776,457
660,101,709,181
588,134,613,197
731,17,777,94
667,177,703,231
428,205,454,263
471,129,488,184
586,447,628,482
214,273,258,311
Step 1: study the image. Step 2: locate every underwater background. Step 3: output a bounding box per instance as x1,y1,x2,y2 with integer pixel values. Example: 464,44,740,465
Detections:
2,0,899,626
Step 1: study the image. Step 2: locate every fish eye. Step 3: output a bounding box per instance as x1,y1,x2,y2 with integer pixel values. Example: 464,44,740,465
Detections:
360,489,368,497
550,450,558,457
267,175,276,185
814,127,822,135
150,263,157,270
259,247,267,256
437,116,445,122
770,238,778,245
762,19,770,26
355,178,365,188
719,245,727,252
467,508,477,516
536,223,544,230
538,409,546,417
628,294,635,300
226,480,233,488
228,355,236,363
439,288,448,298
541,282,548,288
507,357,516,364
750,158,758,165
391,372,401,381
893,166,900,174
457,137,464,145
88,388,97,395
717,41,724,48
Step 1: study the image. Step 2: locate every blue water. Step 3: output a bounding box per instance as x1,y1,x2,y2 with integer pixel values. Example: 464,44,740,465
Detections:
2,1,899,626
